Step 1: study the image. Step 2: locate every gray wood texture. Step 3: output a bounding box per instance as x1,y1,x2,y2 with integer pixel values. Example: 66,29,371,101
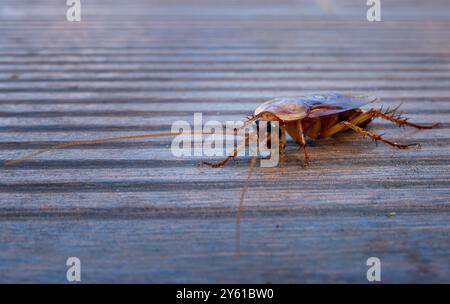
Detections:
0,0,449,283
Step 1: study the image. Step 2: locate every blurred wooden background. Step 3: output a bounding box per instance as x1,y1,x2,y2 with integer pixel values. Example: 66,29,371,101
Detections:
0,0,449,283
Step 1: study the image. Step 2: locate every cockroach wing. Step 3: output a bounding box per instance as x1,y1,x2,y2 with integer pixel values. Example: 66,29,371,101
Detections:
254,97,310,121
255,94,376,122
305,93,377,118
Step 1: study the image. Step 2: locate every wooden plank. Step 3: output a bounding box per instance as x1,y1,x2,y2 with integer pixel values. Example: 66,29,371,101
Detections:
0,0,449,283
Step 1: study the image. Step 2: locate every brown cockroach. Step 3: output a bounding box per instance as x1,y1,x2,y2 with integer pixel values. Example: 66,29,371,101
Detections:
202,93,438,168
5,93,438,255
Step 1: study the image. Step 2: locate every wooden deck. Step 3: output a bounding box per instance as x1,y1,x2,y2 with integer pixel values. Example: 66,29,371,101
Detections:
0,0,449,283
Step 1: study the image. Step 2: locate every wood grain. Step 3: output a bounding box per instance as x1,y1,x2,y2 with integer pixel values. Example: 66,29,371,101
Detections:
0,0,449,283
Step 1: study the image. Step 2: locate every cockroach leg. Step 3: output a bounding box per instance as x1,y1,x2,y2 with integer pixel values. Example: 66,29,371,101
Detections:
342,121,421,149
202,141,246,168
296,121,310,167
368,109,439,130
279,125,286,153
201,132,255,168
298,144,310,167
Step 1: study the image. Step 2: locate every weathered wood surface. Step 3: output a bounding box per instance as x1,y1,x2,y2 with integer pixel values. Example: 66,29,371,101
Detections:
0,0,449,283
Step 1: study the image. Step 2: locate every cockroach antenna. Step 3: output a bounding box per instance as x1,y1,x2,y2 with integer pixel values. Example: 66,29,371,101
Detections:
4,130,240,167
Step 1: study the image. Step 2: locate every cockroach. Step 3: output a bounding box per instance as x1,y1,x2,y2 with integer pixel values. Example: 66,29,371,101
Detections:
4,93,438,255
202,93,438,168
